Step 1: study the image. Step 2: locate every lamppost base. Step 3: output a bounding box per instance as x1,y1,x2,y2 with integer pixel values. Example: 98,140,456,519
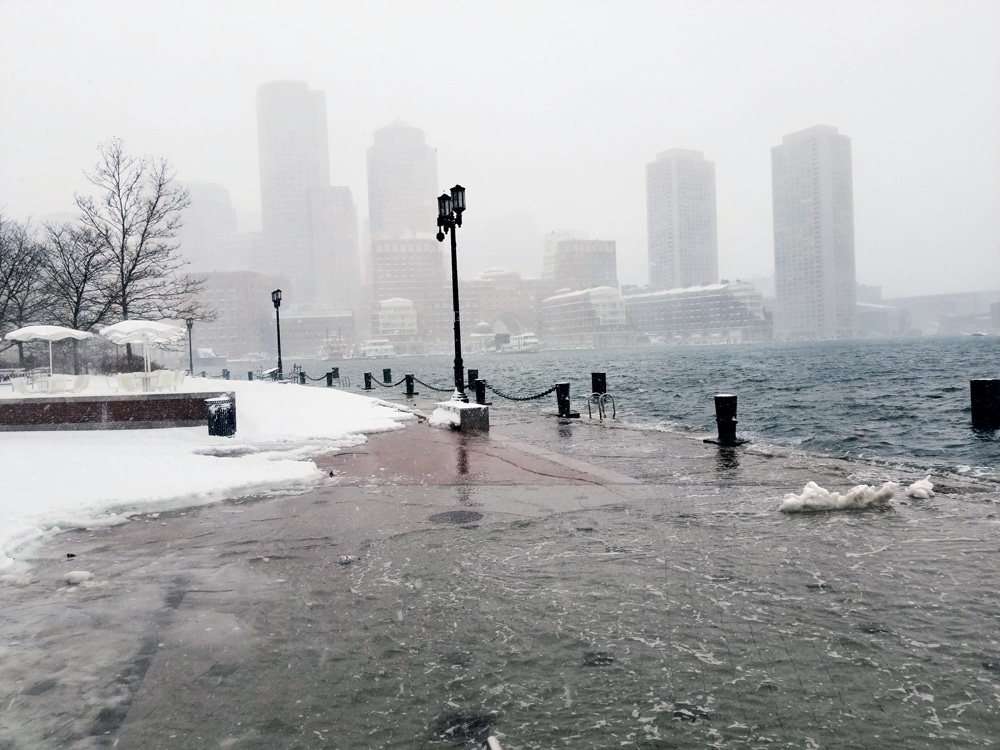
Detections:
451,389,469,403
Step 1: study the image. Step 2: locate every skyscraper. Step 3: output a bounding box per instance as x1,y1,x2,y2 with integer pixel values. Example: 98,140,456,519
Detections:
366,121,445,347
646,149,718,290
771,125,857,340
256,81,359,313
366,120,438,239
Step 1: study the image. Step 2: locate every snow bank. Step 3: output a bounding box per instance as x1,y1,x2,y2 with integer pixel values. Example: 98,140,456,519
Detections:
0,377,413,571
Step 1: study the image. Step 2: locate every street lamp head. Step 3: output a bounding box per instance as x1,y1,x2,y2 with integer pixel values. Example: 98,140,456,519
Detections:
450,184,465,213
437,193,453,219
271,289,282,309
185,318,193,331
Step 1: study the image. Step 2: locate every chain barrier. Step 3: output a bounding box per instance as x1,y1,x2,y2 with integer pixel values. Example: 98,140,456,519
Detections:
303,372,327,382
483,381,558,402
372,376,408,388
412,376,454,393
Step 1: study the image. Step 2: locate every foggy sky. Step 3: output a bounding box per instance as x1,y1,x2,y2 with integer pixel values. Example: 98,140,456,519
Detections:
1,0,998,298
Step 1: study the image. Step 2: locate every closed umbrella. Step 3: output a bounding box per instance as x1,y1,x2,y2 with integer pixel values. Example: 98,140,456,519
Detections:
99,320,186,372
4,325,93,373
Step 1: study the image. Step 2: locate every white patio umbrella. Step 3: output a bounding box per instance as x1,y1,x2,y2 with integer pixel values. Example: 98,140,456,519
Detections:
4,324,93,373
100,320,186,372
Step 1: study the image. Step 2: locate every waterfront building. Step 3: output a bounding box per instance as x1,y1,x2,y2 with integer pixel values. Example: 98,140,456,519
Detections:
540,287,636,349
256,81,360,312
190,271,283,360
623,281,771,343
771,125,857,339
646,149,718,290
550,239,618,292
368,238,449,346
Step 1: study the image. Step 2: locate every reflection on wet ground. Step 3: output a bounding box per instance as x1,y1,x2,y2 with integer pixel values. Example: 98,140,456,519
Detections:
1,405,999,749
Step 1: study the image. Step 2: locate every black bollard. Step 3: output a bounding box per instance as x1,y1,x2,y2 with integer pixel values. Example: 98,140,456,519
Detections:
247,371,253,381
467,368,478,389
555,382,578,418
299,371,306,385
222,368,230,380
364,372,373,390
971,379,1000,429
592,372,607,395
474,379,490,405
325,371,333,387
708,393,745,446
405,374,417,397
383,368,392,384
330,366,339,380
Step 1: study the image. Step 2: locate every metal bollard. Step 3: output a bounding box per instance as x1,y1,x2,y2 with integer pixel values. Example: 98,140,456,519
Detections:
325,371,333,387
299,371,306,385
474,379,489,405
592,372,607,395
709,393,745,446
405,374,417,397
383,368,392,384
467,368,478,389
363,372,373,390
206,393,237,437
555,382,578,418
330,366,339,380
222,368,230,380
971,379,1000,429
247,371,253,381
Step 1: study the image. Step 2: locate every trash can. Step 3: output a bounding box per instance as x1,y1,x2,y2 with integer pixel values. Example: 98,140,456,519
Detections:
206,393,237,437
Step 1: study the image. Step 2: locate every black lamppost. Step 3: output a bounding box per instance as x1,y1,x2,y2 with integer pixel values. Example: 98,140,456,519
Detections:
185,318,194,374
271,289,283,380
437,184,467,402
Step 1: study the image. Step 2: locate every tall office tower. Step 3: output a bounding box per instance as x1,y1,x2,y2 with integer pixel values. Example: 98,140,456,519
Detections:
771,125,857,340
178,183,238,273
646,149,719,290
551,239,618,292
257,81,359,311
366,120,438,239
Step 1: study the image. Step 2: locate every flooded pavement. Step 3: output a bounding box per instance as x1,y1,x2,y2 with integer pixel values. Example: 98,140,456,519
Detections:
2,413,999,748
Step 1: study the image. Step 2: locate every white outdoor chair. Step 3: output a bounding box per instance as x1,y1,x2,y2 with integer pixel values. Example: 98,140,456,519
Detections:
47,377,68,395
156,370,174,391
117,372,138,391
70,375,90,392
11,377,29,395
173,370,186,388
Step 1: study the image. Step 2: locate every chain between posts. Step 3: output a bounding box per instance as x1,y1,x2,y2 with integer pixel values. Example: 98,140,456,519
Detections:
412,376,454,393
372,376,408,388
483,381,558,402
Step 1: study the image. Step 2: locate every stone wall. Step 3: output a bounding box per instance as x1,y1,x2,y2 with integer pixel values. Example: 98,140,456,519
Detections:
0,392,231,431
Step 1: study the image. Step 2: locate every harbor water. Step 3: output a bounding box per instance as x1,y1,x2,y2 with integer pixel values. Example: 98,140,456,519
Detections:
277,336,1000,483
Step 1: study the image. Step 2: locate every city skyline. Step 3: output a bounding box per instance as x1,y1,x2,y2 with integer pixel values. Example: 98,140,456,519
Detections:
1,1,997,299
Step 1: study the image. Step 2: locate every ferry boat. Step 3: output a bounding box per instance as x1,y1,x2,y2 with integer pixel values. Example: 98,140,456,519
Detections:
499,332,541,354
356,339,396,359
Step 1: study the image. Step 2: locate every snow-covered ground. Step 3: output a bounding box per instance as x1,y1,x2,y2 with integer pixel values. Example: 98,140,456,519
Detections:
0,377,414,572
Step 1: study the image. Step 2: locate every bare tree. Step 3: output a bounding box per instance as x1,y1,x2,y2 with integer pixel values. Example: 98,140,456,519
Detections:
75,138,209,365
0,215,50,367
42,222,117,373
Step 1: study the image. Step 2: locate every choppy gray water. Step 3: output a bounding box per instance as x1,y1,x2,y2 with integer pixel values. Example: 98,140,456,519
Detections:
280,336,1000,481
